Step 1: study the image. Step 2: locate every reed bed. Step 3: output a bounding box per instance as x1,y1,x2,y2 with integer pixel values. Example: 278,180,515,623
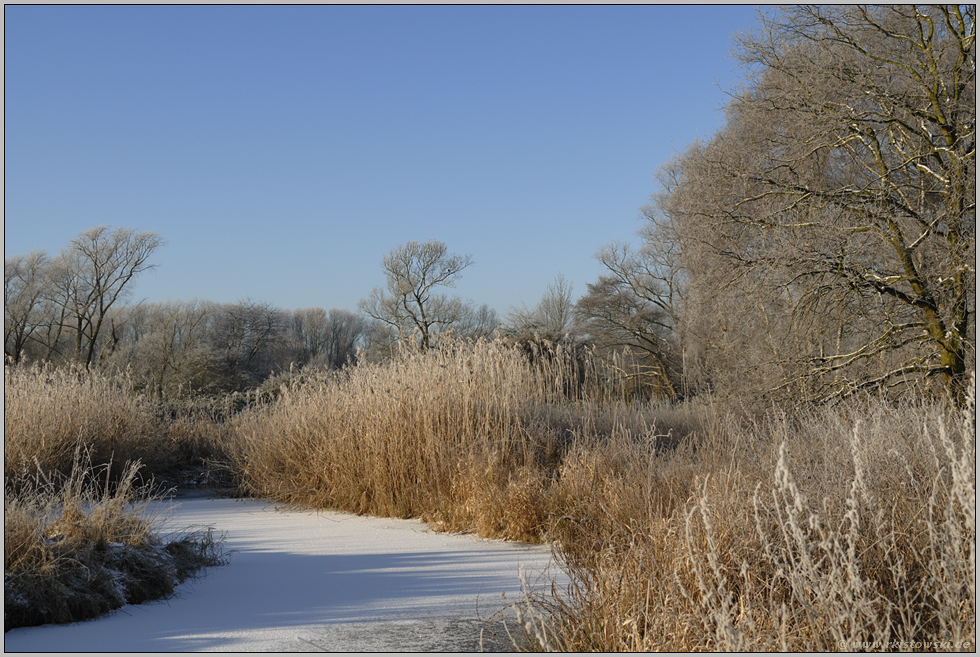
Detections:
5,343,972,649
4,364,228,489
516,380,976,652
4,365,162,486
4,365,226,630
226,339,974,650
224,339,663,540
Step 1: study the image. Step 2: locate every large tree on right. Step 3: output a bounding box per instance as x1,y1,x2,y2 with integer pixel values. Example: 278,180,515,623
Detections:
661,5,975,404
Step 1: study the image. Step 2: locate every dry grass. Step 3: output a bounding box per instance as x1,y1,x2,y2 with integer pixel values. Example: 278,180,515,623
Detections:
226,339,973,651
6,345,972,650
4,365,162,485
4,365,228,631
224,339,617,538
4,448,225,631
517,379,976,652
224,339,689,539
4,364,228,489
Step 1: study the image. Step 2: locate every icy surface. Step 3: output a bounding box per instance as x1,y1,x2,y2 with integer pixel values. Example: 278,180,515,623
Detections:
3,491,561,652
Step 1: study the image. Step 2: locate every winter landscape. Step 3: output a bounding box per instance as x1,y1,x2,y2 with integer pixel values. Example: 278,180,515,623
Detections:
5,5,975,653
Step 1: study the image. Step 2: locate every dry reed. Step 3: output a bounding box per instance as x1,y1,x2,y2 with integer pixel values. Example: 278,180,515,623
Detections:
4,447,225,630
4,363,227,488
4,364,163,485
223,339,669,540
517,378,976,652
8,342,970,650
4,365,227,630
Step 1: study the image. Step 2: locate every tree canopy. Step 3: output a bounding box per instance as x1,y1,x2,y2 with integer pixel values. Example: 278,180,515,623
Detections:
582,5,975,405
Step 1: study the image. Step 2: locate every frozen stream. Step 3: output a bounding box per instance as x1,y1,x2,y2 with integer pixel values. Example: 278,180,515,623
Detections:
4,491,563,652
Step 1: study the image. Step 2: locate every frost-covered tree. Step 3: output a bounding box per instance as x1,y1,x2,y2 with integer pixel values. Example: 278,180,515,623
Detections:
359,240,474,352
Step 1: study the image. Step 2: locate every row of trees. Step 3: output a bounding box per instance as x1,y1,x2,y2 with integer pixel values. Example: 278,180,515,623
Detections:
5,231,500,400
107,301,372,398
5,226,376,398
7,7,974,408
3,228,602,399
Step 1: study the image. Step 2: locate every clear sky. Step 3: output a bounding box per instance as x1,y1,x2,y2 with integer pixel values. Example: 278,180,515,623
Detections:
4,5,759,316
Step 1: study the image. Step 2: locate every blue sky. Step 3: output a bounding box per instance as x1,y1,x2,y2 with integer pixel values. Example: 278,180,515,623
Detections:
5,5,759,316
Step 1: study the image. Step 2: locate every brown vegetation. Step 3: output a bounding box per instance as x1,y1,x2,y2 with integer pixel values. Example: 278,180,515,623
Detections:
4,365,163,487
4,448,225,631
223,338,625,538
219,338,974,651
4,336,974,649
4,364,222,488
3,366,226,631
518,382,975,651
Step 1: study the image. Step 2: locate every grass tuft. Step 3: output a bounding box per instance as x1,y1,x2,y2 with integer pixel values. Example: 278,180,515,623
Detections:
4,447,226,631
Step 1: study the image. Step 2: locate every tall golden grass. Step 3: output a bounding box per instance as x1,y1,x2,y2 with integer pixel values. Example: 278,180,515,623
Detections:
4,365,161,485
517,381,976,652
224,338,974,651
4,364,227,488
5,342,973,649
224,339,651,539
4,365,226,630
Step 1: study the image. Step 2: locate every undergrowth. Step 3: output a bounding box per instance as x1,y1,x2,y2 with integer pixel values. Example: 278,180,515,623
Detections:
515,379,976,652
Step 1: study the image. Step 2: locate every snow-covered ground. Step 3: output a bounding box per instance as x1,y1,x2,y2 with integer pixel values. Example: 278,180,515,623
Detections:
4,491,564,652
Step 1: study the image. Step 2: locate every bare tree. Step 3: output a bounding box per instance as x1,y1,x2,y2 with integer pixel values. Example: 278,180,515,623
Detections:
358,240,474,352
658,5,975,404
537,275,575,339
456,303,500,341
4,251,50,363
209,300,288,389
98,299,217,399
46,226,162,367
575,229,686,398
506,274,576,342
322,308,370,368
359,321,399,363
291,307,331,365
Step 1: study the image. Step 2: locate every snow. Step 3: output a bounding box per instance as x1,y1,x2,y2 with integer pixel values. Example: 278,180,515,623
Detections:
4,491,563,652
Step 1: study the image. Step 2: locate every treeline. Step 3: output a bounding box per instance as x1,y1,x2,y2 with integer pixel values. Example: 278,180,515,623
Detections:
4,227,373,398
6,6,976,410
3,228,502,400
